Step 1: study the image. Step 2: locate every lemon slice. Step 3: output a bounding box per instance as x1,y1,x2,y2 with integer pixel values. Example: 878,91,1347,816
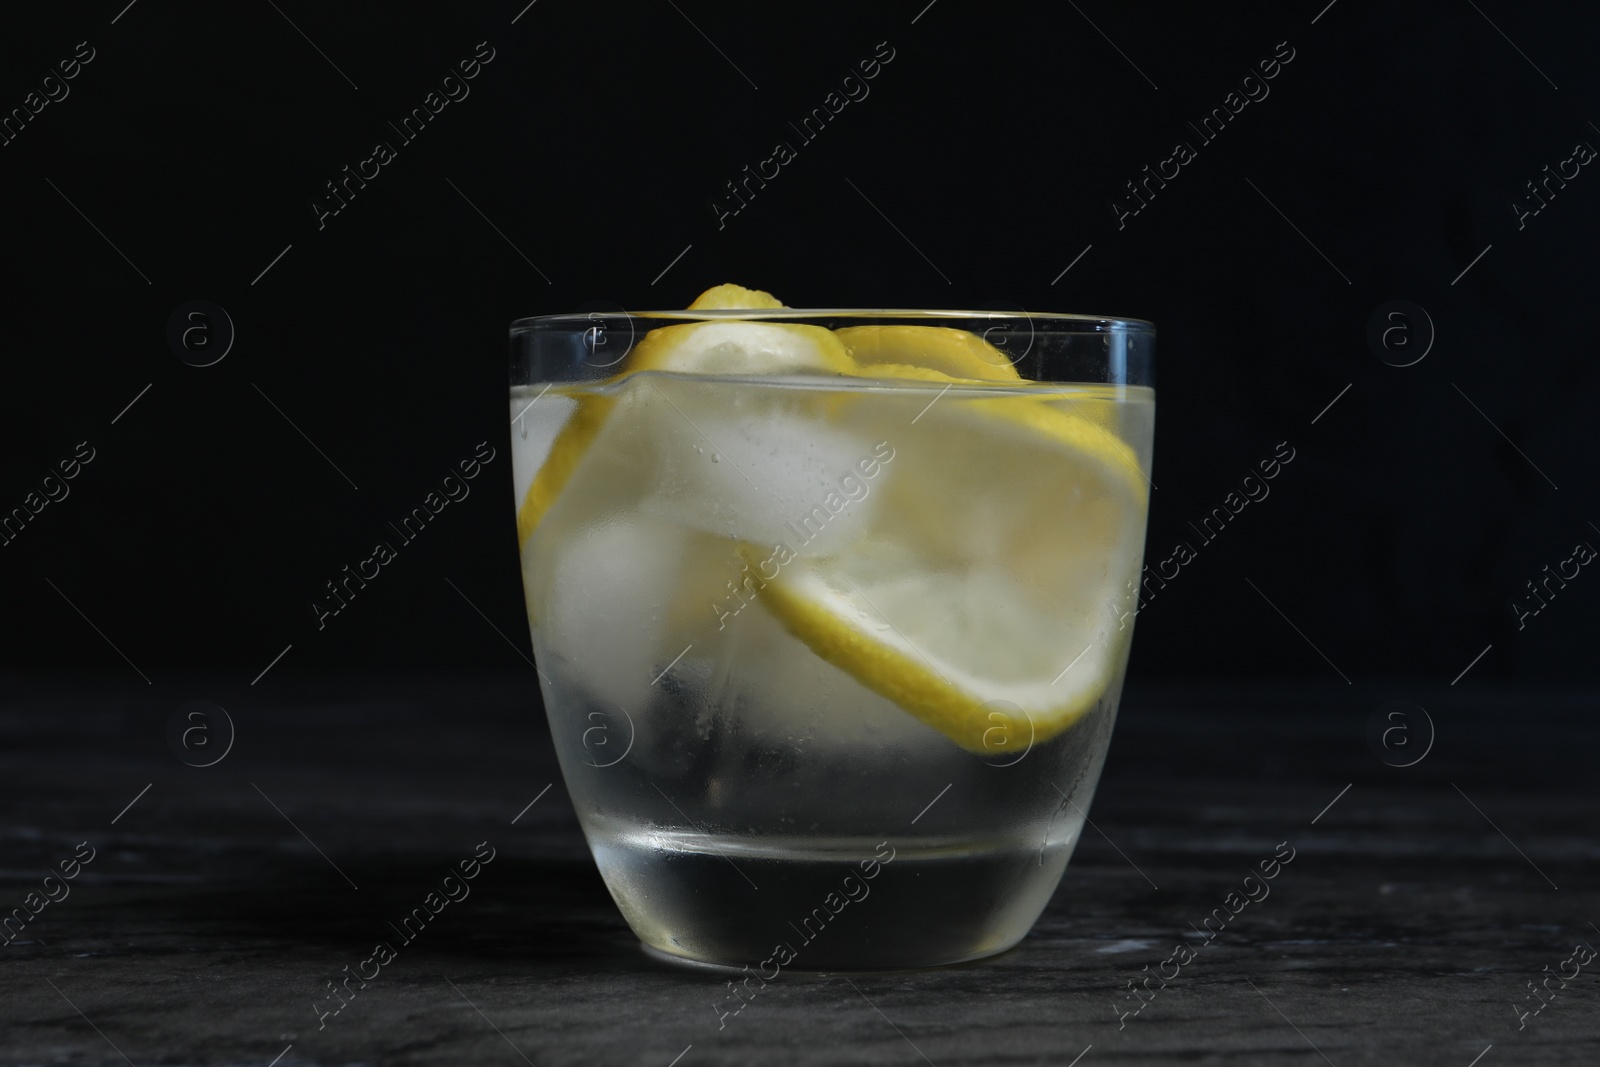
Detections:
688,283,786,309
750,394,1148,754
842,362,969,384
836,325,1021,382
625,320,857,377
516,390,613,544
966,394,1148,499
517,290,853,546
837,326,1128,440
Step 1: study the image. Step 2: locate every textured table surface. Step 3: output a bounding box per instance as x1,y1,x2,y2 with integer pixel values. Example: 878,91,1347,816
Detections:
1,673,1595,1066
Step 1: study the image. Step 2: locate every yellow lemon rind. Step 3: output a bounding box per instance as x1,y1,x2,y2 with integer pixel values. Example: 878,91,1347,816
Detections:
625,320,859,378
835,324,1023,383
687,283,787,310
746,550,1113,755
516,392,615,545
965,395,1150,507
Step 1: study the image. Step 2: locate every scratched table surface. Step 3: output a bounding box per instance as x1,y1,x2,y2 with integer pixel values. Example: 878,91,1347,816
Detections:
1,672,1595,1067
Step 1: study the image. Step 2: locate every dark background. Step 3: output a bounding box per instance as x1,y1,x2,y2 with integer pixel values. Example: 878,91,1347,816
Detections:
2,1,1597,689
3,5,1598,1065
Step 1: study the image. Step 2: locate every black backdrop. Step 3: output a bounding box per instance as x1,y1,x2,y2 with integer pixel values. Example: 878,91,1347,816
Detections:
3,0,1598,694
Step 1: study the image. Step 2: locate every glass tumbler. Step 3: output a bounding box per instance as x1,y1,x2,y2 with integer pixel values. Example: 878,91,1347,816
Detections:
509,309,1154,969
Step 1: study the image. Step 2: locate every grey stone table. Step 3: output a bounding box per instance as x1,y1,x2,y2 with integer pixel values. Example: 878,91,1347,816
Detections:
1,673,1595,1066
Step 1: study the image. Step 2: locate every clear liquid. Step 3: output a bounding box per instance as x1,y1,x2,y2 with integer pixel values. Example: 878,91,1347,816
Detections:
593,829,1083,970
512,373,1152,967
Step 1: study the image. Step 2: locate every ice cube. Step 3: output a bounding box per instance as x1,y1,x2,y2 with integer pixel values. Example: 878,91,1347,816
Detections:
633,377,882,555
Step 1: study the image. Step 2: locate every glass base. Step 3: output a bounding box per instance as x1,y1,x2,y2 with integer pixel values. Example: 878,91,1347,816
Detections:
592,829,1076,970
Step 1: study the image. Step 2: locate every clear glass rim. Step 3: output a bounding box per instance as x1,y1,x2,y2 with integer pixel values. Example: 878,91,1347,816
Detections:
510,309,1155,333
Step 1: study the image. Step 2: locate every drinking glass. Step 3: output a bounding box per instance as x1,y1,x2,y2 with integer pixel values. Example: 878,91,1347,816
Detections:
509,309,1154,969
